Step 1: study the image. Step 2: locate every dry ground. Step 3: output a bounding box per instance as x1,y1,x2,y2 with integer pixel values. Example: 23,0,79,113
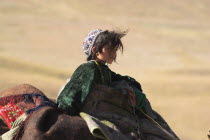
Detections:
0,0,210,139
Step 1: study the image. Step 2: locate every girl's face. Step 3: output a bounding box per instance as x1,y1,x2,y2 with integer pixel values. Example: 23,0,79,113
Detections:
95,45,117,64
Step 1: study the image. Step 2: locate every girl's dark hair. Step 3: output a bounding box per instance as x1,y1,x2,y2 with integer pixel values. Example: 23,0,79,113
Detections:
87,30,128,61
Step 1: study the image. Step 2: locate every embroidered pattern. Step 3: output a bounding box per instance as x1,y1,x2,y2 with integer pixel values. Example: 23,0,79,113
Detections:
0,103,24,129
83,29,103,56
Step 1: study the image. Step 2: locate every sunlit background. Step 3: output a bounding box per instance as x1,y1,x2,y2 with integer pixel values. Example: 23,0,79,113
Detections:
0,0,210,139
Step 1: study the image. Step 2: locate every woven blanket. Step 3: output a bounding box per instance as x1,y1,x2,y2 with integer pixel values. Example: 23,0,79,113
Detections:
81,83,180,140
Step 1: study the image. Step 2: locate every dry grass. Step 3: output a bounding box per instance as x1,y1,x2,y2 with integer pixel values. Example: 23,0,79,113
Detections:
0,0,210,139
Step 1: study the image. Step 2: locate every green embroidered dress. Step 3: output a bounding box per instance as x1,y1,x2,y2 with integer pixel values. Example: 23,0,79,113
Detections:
57,61,144,116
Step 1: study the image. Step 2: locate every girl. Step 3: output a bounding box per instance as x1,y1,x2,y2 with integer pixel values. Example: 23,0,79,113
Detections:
57,29,179,140
57,29,145,116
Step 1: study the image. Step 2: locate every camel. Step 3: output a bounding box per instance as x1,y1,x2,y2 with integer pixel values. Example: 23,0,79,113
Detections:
0,84,179,140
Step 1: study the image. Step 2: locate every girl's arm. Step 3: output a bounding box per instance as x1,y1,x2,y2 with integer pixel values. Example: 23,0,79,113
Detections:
56,62,97,116
111,71,143,92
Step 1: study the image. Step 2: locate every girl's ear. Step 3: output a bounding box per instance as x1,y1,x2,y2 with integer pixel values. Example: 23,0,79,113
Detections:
91,47,97,54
